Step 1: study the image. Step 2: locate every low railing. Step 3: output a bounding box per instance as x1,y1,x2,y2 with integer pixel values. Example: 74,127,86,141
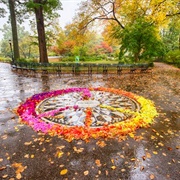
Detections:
11,61,153,75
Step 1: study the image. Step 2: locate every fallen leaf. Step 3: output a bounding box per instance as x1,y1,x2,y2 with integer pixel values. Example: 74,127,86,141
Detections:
77,141,82,145
16,173,22,179
121,169,126,172
60,169,68,175
12,162,27,174
0,158,3,162
24,141,32,146
0,166,6,171
158,142,164,147
95,159,102,167
73,147,84,153
59,164,64,168
151,135,156,140
56,146,65,150
152,129,157,133
2,135,7,140
140,166,144,171
2,174,8,178
24,154,29,158
120,155,125,159
150,174,155,179
56,150,64,158
153,151,158,155
111,166,116,170
146,152,151,158
96,141,106,148
162,153,166,156
111,159,114,164
167,147,173,151
84,170,89,175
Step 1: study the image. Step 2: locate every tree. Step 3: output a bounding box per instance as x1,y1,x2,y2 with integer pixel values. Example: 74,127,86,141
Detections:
0,0,6,18
75,0,179,62
0,23,38,59
8,0,20,61
161,16,180,52
116,18,165,62
77,0,180,30
26,0,61,63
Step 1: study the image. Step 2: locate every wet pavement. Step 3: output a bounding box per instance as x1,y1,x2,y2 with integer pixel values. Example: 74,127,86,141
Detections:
0,62,180,180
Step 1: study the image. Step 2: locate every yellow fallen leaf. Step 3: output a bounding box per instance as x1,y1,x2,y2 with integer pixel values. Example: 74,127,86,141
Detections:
56,150,64,158
24,141,32,146
151,135,156,140
153,151,158,155
60,169,68,175
0,158,3,162
84,170,89,175
111,166,116,170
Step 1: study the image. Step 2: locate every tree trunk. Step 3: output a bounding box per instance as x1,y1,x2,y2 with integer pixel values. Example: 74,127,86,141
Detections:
34,0,48,63
8,0,20,62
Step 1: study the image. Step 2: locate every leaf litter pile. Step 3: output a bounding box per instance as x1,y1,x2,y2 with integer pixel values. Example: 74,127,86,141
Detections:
0,62,179,179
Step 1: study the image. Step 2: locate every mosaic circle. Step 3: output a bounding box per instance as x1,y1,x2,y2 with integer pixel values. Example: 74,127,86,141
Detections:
17,87,158,141
36,90,140,127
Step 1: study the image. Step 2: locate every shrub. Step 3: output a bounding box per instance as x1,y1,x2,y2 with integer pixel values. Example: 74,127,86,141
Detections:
165,50,180,63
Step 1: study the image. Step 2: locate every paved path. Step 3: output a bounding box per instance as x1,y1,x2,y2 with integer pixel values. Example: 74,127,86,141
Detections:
0,62,179,180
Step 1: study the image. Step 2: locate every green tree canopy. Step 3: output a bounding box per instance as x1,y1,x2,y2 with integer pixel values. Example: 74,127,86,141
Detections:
115,18,165,62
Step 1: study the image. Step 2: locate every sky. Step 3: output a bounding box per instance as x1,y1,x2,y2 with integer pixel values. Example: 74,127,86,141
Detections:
0,0,84,39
